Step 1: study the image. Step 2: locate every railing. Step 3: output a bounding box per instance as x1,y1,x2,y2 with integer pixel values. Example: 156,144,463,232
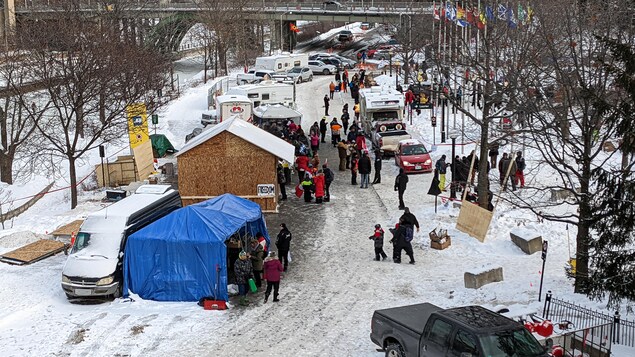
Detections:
542,291,635,347
15,1,434,14
555,323,613,357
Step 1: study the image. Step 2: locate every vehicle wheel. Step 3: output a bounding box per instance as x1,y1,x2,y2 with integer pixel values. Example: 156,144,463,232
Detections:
323,69,330,75
385,343,405,357
297,77,302,83
309,75,313,81
241,80,247,85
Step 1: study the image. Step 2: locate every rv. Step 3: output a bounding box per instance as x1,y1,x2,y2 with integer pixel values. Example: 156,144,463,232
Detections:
359,86,405,136
225,81,295,108
61,185,181,299
255,53,309,73
214,94,253,123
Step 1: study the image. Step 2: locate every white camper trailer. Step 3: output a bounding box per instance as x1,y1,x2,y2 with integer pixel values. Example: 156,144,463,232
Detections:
359,86,405,135
225,81,296,108
255,53,309,73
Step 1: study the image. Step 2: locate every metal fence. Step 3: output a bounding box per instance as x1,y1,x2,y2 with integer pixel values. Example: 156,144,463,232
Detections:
542,291,635,347
554,323,613,357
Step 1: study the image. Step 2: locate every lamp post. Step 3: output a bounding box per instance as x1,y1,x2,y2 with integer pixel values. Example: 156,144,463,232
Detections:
389,50,393,77
449,130,460,200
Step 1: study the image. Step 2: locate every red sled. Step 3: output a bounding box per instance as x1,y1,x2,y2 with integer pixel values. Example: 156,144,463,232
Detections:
203,300,227,310
295,184,303,198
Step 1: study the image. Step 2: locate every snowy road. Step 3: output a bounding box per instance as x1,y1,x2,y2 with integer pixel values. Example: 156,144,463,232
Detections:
2,71,626,356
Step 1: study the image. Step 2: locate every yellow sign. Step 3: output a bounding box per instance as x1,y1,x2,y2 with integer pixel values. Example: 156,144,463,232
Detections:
127,103,149,149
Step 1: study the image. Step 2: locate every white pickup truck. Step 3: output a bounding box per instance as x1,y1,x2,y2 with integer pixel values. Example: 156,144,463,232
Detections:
236,69,279,85
370,121,411,157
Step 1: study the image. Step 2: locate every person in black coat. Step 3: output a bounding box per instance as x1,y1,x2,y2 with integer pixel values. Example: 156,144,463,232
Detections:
394,168,409,209
372,149,382,184
358,151,372,188
389,218,415,264
276,223,292,271
319,117,328,143
322,163,334,202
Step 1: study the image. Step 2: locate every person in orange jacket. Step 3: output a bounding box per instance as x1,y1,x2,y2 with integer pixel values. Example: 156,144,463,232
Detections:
329,81,336,99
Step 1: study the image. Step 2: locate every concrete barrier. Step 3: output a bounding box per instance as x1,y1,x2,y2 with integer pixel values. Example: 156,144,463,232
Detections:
510,230,543,255
464,266,504,289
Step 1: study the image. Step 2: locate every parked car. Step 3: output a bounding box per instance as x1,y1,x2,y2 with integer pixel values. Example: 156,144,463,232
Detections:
338,30,353,42
394,139,432,173
330,54,357,68
319,57,343,69
236,69,277,85
322,1,342,10
370,303,549,357
361,22,370,30
370,121,411,156
307,60,337,75
283,66,313,83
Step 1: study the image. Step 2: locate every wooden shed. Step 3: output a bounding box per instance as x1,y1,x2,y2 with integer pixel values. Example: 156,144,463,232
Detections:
176,117,295,212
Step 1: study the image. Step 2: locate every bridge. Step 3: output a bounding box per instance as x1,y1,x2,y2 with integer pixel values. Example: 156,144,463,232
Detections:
1,1,433,52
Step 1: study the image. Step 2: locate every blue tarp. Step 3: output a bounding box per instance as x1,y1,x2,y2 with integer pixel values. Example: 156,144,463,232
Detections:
123,194,270,302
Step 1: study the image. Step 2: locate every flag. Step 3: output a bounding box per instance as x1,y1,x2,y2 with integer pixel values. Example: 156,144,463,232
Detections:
428,170,442,196
479,10,487,29
485,5,495,21
517,4,526,25
446,3,456,21
456,4,468,27
527,4,534,23
507,7,517,29
434,4,441,20
497,4,507,20
289,23,300,33
466,6,475,24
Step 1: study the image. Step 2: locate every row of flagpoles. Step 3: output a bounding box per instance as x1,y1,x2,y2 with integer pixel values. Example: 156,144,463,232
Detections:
433,1,535,29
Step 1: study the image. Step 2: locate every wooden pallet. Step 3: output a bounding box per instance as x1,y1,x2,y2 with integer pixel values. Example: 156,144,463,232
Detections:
0,239,66,265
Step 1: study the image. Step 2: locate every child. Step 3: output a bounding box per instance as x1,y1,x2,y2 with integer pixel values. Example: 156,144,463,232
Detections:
369,224,388,261
351,152,358,185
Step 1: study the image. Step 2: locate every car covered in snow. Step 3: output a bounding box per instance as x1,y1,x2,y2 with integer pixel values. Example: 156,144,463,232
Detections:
61,185,182,300
394,139,433,173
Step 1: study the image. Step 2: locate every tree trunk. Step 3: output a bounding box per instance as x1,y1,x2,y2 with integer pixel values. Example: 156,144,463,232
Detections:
0,150,13,184
68,155,78,209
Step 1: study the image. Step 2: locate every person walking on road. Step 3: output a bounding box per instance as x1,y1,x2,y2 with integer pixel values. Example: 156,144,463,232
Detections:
329,81,336,99
350,152,359,185
313,169,325,204
372,149,382,184
394,168,409,210
234,251,254,306
369,224,388,261
276,223,292,272
391,218,416,264
277,164,287,200
330,118,342,147
324,95,330,116
514,151,526,188
323,163,334,202
500,153,517,191
358,150,372,188
400,207,420,234
337,140,348,171
319,117,328,143
489,142,499,169
263,252,283,303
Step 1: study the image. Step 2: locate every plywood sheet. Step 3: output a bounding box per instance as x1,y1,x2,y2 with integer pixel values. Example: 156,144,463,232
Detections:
133,139,155,181
50,220,84,237
456,200,493,242
0,239,66,265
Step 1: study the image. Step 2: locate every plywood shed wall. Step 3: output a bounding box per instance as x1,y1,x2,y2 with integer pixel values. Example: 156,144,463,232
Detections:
178,131,278,212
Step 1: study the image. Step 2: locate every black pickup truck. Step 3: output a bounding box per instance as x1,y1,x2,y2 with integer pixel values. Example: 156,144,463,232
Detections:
370,303,549,357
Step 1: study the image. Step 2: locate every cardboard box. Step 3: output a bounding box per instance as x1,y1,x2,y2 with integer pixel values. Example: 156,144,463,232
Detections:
431,237,451,250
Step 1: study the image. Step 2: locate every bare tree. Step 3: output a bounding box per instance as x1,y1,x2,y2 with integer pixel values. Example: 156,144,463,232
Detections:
16,4,170,209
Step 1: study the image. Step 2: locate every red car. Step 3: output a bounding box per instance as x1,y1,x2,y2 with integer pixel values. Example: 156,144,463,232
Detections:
394,139,433,173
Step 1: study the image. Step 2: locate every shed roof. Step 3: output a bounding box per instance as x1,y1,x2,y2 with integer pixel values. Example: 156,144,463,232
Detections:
176,117,295,163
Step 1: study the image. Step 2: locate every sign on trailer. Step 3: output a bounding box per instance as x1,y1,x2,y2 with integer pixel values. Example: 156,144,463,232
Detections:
257,184,275,197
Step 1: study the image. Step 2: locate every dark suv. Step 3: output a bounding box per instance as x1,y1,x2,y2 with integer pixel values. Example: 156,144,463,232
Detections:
338,30,353,42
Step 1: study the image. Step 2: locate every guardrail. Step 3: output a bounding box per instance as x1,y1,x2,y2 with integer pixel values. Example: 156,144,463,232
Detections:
543,291,635,347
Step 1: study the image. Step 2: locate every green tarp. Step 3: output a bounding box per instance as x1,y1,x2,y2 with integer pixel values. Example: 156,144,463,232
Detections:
150,134,176,158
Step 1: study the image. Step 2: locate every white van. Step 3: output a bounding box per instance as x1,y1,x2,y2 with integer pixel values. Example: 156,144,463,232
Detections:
225,81,295,108
61,185,181,299
255,53,309,73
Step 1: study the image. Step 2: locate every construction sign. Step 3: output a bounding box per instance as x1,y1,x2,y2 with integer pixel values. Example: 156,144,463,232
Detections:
127,103,149,149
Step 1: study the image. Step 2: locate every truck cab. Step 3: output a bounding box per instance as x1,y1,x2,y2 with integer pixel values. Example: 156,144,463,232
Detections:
371,303,548,357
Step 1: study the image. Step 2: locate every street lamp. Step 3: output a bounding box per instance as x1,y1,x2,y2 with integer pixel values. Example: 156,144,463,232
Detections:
389,50,393,77
449,130,460,200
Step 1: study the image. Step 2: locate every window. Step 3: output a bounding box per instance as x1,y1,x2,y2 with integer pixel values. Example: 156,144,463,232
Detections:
402,145,427,156
294,60,301,66
262,94,270,100
451,330,479,356
479,328,545,357
284,63,289,67
248,93,259,99
428,319,453,346
71,232,91,254
278,63,282,69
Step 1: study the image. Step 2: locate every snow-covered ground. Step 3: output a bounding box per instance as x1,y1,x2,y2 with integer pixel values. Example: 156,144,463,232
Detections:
1,23,634,356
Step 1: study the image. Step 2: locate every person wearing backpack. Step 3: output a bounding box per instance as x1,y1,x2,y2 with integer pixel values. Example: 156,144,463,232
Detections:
514,151,526,188
369,224,388,261
391,218,415,264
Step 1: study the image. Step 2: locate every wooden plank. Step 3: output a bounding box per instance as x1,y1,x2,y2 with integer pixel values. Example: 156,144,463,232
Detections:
456,200,493,242
50,219,84,237
0,239,66,265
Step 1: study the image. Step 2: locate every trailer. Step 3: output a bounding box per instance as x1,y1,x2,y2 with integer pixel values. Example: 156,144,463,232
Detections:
225,81,295,109
359,86,405,136
255,53,309,73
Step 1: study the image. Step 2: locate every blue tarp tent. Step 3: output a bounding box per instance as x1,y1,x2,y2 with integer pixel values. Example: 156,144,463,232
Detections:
123,194,270,302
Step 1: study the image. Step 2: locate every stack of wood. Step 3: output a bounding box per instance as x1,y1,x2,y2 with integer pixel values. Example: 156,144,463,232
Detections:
429,228,451,250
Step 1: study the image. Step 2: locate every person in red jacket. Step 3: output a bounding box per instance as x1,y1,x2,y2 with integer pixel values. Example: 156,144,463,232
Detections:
313,170,326,204
295,154,310,184
263,251,284,303
405,88,415,111
355,132,366,157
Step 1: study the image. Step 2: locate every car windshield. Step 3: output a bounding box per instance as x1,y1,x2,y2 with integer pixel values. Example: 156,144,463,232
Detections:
372,111,399,121
71,232,91,254
289,67,302,73
402,145,427,155
479,328,546,357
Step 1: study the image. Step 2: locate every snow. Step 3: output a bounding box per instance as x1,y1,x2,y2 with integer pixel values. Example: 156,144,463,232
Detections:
510,227,542,241
465,263,503,275
0,42,634,355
